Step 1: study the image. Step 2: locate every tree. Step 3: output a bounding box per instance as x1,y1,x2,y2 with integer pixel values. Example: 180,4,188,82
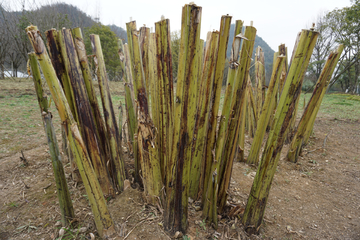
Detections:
307,1,360,92
327,3,360,92
84,24,121,81
0,1,73,76
0,9,10,79
307,13,335,83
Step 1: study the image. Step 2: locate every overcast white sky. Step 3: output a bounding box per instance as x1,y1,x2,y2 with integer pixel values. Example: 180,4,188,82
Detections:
19,0,352,53
71,0,351,53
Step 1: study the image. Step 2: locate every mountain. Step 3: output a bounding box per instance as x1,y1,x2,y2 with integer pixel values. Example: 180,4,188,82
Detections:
108,24,127,42
32,3,128,42
37,3,95,29
226,24,275,84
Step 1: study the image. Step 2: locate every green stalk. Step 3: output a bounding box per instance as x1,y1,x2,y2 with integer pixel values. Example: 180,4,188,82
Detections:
126,21,142,98
249,77,258,125
207,19,243,214
216,26,257,213
202,15,232,227
71,27,110,177
247,77,257,137
154,19,174,184
164,4,202,234
128,25,163,204
29,53,75,227
196,38,205,103
123,43,137,164
267,51,280,131
45,29,78,124
119,39,137,158
242,29,319,234
287,45,344,162
26,25,115,238
59,28,115,196
126,22,142,184
247,56,285,165
215,20,243,164
118,101,123,142
202,17,232,217
148,32,161,181
189,31,219,200
90,34,125,192
255,46,265,121
139,26,150,97
237,86,247,162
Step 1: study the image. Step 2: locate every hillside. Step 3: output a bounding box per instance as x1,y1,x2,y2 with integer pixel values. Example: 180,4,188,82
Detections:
5,3,127,42
37,3,128,42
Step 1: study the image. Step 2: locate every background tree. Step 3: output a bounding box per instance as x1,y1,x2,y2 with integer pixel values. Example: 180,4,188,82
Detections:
0,1,126,78
0,9,10,79
307,0,360,93
307,13,335,83
85,24,121,81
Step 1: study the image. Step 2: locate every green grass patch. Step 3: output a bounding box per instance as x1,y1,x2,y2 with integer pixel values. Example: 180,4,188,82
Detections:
300,93,360,120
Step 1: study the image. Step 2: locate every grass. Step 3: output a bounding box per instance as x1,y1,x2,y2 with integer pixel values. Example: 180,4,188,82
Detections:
0,78,125,159
8,201,18,208
299,93,360,120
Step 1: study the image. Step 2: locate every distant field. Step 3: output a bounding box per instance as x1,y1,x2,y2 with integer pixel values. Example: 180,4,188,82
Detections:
299,92,360,120
0,78,359,158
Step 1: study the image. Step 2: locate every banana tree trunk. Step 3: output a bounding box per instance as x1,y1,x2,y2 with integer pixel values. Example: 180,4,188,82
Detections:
247,56,285,165
90,34,126,192
164,4,202,234
154,19,174,185
26,25,116,238
287,45,344,163
242,29,319,234
216,26,257,213
128,24,163,204
202,15,232,227
255,46,265,122
29,53,75,227
189,31,219,200
72,28,111,183
60,28,115,196
126,22,142,184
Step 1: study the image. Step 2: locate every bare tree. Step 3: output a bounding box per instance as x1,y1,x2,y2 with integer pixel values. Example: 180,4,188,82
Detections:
307,1,360,93
307,13,335,83
0,8,10,79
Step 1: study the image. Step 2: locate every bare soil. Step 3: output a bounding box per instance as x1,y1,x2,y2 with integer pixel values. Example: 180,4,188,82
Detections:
1,80,360,239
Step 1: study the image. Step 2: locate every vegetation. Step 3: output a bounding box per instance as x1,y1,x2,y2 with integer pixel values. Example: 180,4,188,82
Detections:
85,24,123,81
0,2,126,80
307,0,360,93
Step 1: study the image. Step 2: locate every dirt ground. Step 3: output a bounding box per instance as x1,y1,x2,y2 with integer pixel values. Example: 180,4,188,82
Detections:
1,80,360,239
1,117,359,240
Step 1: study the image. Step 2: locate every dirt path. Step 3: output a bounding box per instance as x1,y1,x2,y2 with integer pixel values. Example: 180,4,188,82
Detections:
231,118,360,239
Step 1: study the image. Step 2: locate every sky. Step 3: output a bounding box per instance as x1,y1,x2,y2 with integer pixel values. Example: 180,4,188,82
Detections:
18,0,352,53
